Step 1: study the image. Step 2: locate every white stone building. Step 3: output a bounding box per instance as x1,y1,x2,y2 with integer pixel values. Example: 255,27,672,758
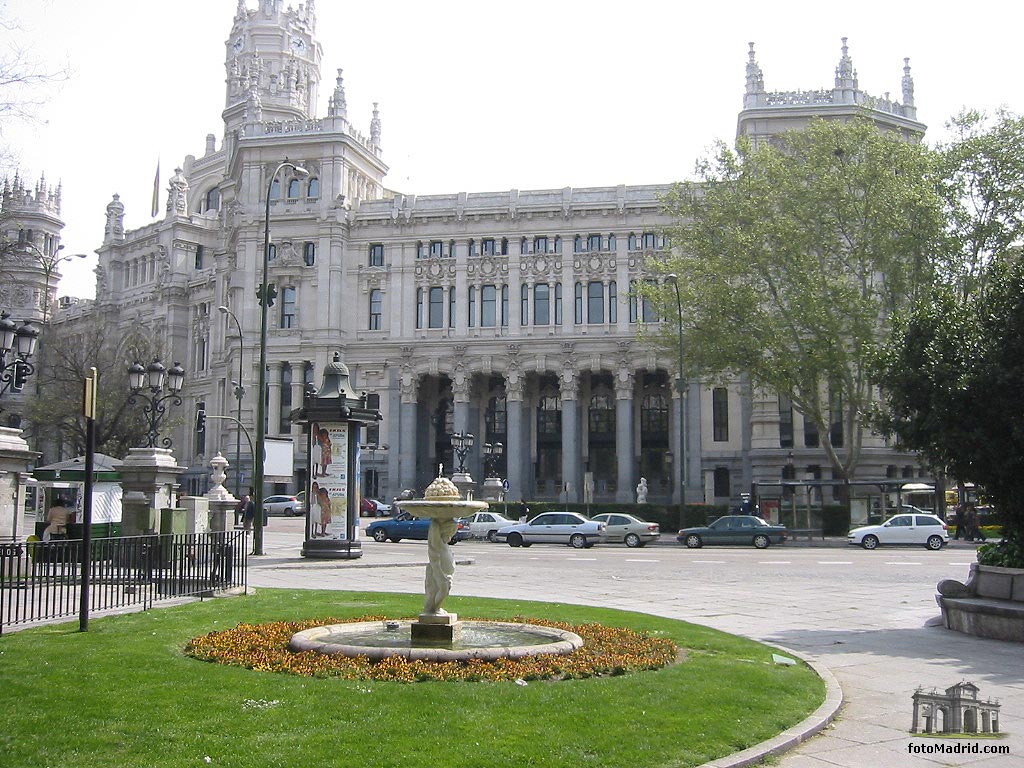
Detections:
5,1,930,509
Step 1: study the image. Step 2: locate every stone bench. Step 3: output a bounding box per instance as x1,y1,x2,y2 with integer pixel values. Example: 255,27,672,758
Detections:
936,563,1024,643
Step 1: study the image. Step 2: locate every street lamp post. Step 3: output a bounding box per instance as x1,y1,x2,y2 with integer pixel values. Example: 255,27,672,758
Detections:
482,441,503,479
450,431,474,475
665,274,686,508
9,240,88,321
127,359,185,448
253,159,309,556
0,312,40,401
217,305,245,500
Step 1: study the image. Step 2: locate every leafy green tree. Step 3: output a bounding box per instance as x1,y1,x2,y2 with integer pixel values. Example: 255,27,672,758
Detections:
875,256,1024,567
652,116,947,485
936,110,1024,299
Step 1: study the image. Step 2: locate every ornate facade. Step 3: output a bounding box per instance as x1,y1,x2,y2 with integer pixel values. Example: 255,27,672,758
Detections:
11,2,928,508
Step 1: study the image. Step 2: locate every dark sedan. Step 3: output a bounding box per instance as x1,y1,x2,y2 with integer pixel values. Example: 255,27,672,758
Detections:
365,512,470,544
677,515,788,549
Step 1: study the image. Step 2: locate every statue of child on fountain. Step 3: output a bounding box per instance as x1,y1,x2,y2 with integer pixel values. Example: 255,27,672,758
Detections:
421,474,462,615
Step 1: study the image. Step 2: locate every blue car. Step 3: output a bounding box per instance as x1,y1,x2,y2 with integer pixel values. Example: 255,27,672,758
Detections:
366,511,470,544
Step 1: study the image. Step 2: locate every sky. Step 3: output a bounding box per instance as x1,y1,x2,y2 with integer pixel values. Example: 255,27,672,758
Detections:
2,0,1019,300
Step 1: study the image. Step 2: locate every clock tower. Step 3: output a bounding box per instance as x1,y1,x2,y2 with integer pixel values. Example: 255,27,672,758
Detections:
222,0,322,136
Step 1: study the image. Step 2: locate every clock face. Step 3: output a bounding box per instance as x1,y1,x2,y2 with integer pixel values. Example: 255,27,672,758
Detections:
232,38,243,53
291,37,306,54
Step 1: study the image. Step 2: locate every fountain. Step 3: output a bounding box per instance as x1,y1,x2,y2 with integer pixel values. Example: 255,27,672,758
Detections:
289,471,584,661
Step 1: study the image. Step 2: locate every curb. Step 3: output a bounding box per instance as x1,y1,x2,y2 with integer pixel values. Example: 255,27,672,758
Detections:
699,644,844,768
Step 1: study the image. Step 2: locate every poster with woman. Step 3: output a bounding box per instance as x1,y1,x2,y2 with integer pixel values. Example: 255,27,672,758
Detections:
315,423,349,540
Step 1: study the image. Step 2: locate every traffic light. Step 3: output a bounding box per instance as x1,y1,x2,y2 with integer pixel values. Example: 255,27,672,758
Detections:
256,283,278,307
195,406,206,433
11,361,29,392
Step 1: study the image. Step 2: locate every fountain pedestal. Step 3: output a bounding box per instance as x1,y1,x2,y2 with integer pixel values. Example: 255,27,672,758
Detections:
412,612,462,644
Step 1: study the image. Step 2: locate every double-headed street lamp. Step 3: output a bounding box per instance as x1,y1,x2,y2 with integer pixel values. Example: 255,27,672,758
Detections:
217,305,246,499
253,159,309,556
450,431,474,475
128,359,185,449
482,441,504,479
665,274,686,507
0,312,40,400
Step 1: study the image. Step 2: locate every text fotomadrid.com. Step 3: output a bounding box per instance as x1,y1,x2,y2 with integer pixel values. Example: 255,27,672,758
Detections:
908,742,1009,755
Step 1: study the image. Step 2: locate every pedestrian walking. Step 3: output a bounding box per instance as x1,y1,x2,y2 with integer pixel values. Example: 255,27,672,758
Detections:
239,494,256,532
952,503,964,540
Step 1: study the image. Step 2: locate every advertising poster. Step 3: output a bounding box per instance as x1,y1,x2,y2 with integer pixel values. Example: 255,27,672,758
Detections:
308,422,349,540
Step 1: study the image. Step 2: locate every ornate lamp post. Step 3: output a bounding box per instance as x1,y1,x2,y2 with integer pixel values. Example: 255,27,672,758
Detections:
127,359,185,448
482,442,503,479
217,305,245,499
665,273,687,507
253,159,309,556
450,431,474,475
0,312,40,400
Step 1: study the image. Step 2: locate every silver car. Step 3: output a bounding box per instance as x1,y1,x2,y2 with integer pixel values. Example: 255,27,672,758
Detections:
590,513,660,547
496,512,606,549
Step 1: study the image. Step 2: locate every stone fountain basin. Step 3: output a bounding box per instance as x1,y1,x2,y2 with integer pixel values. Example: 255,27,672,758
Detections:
399,499,488,520
289,620,583,662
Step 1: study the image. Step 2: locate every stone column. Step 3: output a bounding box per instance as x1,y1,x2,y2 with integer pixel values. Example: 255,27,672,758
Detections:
289,368,305,438
560,370,580,502
0,427,38,539
398,375,419,493
505,374,524,502
119,448,185,536
614,372,635,504
267,361,283,436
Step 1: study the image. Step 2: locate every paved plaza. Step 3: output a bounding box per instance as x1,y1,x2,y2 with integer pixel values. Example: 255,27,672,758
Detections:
250,519,1024,768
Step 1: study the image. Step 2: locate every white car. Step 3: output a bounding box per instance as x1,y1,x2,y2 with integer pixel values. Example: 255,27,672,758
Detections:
262,494,301,516
847,513,949,550
590,513,660,547
495,512,606,549
460,511,517,541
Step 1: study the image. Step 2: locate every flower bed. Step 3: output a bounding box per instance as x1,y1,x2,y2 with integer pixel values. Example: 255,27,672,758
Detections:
186,615,679,682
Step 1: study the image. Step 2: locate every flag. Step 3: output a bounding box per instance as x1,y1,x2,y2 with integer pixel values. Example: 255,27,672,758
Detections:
151,160,160,217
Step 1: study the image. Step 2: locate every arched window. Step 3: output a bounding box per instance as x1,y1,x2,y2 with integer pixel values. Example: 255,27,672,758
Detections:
307,177,320,198
269,179,281,200
303,242,316,266
204,187,220,212
287,179,301,199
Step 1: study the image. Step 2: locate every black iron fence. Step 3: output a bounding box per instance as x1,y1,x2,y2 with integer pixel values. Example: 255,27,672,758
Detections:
0,530,247,634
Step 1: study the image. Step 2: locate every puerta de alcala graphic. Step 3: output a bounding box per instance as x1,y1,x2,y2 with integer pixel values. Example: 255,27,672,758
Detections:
911,681,1001,736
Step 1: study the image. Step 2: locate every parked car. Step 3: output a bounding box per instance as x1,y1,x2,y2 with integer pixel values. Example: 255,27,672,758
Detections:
589,513,660,547
847,513,949,550
365,511,470,543
460,511,517,541
262,494,300,516
677,515,787,549
495,512,606,549
359,497,391,516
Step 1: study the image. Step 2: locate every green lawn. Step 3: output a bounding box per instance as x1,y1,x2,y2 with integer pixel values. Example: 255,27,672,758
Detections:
0,591,824,767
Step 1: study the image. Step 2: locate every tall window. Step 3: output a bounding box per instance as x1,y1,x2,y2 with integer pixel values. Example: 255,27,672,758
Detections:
829,386,844,447
712,387,729,442
369,243,384,266
448,287,456,328
804,415,820,448
428,287,444,328
204,188,220,212
194,245,204,270
481,285,497,327
307,178,320,198
574,282,583,324
538,393,561,435
589,391,614,434
267,243,277,260
279,365,292,433
369,289,382,330
587,234,603,252
280,287,297,328
520,284,529,325
608,281,617,323
429,240,444,258
778,394,794,448
501,285,509,327
587,281,604,324
554,282,563,325
287,179,301,199
468,286,476,327
534,283,550,325
482,238,496,256
303,242,316,266
416,288,424,329
713,467,730,498
269,179,281,199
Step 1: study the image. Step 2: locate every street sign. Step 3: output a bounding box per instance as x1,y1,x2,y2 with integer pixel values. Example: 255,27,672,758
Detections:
502,479,510,492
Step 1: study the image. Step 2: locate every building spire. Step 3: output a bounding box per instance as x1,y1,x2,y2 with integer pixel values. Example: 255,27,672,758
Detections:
745,42,765,95
834,36,858,91
370,102,381,150
902,57,915,107
328,68,347,118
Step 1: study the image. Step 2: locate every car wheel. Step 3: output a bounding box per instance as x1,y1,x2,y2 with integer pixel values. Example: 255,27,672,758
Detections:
926,535,944,551
285,508,296,516
685,534,702,549
507,532,523,548
371,528,388,543
624,533,642,548
569,533,587,549
861,534,879,550
753,534,770,549
487,530,498,542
